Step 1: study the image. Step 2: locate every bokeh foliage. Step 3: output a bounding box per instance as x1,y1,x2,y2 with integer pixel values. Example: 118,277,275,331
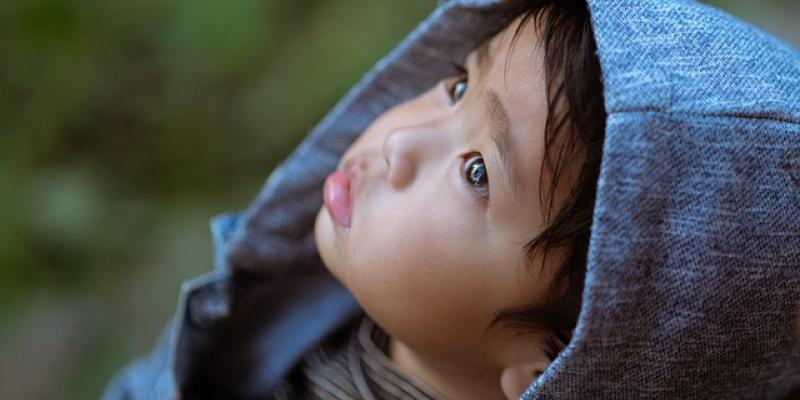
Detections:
0,0,796,399
0,0,435,398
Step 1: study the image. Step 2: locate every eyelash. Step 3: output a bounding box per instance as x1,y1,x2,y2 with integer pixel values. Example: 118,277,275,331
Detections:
450,60,467,76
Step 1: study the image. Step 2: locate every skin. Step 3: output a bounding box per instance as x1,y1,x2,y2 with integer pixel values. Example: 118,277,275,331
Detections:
314,15,579,400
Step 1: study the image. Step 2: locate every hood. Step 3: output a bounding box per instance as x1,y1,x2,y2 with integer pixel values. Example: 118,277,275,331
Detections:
221,0,800,397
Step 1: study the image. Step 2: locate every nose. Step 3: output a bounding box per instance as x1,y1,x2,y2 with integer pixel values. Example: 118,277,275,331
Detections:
382,124,447,189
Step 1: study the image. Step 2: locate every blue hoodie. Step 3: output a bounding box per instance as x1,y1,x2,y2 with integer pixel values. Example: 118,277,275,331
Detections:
104,0,800,398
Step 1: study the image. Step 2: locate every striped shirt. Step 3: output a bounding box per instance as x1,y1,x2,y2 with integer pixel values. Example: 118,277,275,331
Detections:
271,317,442,400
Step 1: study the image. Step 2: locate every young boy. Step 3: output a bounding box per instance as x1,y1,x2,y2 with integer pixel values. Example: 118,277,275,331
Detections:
105,0,800,398
310,1,603,397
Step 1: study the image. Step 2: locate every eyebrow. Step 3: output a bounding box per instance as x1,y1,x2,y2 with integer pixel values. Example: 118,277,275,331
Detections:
472,42,522,203
486,90,521,202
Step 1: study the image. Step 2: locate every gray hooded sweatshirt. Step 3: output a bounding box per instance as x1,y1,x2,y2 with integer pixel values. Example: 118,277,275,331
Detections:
104,0,800,398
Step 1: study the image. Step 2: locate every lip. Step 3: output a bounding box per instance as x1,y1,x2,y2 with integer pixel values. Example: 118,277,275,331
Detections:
323,166,355,228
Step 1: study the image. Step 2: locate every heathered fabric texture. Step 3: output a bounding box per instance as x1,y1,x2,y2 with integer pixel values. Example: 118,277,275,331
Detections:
523,1,800,398
104,0,800,398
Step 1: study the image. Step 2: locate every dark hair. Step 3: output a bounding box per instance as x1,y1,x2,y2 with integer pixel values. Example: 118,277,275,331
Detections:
482,0,607,362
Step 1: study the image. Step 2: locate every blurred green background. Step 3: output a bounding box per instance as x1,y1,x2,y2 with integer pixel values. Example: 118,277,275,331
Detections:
0,0,796,399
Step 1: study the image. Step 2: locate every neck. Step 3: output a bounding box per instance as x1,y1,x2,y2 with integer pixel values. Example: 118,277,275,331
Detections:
389,339,509,400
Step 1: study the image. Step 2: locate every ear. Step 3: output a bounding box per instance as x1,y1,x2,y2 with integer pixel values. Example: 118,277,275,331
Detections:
499,360,550,400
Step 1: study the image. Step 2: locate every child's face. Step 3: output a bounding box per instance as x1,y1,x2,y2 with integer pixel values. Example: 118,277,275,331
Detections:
315,16,575,364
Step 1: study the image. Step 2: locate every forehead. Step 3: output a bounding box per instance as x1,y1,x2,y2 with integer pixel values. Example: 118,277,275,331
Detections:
479,15,547,115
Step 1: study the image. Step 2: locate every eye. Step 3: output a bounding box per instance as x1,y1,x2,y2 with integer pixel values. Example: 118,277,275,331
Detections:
445,61,468,104
449,78,468,103
463,154,489,199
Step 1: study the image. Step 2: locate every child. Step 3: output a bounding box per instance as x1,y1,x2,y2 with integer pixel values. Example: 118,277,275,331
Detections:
105,0,800,398
311,1,603,398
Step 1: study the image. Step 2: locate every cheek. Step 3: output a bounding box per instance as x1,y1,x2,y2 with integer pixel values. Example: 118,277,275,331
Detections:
345,184,500,348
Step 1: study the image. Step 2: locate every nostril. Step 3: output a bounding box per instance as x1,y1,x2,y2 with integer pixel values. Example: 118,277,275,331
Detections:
382,128,409,163
382,130,396,167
